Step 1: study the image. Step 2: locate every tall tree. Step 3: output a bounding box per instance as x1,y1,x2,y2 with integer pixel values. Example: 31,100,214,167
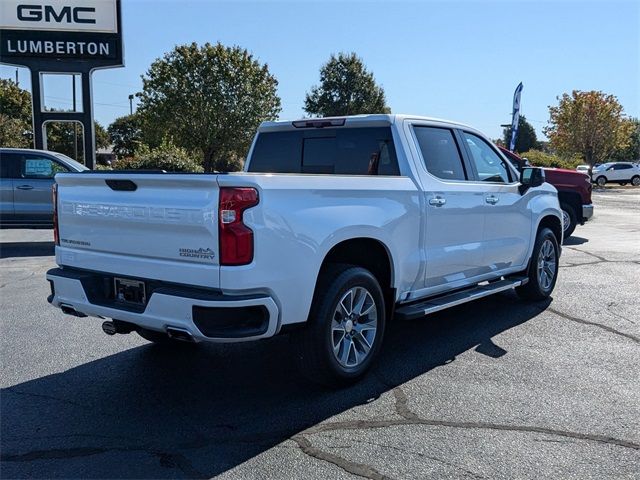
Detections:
108,114,142,158
502,115,539,153
544,90,634,166
0,79,32,147
610,118,640,161
46,121,109,160
137,42,281,172
304,52,390,117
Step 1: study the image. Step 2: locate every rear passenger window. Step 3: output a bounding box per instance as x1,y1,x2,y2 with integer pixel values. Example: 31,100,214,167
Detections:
413,127,466,180
249,127,399,175
21,156,68,179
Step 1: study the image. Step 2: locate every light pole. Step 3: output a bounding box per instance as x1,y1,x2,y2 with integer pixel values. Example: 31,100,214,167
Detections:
128,94,134,115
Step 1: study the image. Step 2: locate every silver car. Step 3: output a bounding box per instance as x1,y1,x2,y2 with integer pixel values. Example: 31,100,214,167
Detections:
0,148,88,226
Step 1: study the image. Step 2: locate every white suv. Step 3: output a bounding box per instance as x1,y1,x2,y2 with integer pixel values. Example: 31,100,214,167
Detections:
591,162,640,187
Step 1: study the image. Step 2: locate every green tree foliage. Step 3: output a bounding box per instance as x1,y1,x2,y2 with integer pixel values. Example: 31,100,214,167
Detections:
0,78,108,160
523,149,582,170
502,115,539,153
107,114,142,158
0,115,31,147
137,42,281,172
45,121,109,161
610,118,640,161
304,52,391,117
0,79,32,147
112,140,203,172
545,90,634,166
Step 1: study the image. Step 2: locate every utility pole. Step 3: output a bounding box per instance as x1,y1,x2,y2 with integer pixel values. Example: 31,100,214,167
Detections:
15,68,18,85
128,94,134,115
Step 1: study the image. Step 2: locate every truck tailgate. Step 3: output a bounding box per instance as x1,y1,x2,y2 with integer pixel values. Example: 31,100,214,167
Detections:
55,173,221,289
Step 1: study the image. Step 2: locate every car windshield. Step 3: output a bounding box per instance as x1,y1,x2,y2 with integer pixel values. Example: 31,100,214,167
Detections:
53,153,89,172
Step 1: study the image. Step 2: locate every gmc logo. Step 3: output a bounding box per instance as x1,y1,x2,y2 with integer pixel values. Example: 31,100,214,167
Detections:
17,4,96,24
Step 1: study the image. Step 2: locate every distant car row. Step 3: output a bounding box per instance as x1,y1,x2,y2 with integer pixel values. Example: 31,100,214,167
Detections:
576,162,640,186
0,148,88,226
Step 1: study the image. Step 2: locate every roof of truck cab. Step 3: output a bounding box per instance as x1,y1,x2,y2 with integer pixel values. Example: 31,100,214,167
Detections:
259,114,475,132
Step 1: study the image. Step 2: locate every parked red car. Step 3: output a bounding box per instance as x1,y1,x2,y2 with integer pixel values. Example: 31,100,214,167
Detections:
498,146,594,239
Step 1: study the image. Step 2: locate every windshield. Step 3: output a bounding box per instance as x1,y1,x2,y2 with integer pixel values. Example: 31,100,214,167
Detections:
53,153,89,172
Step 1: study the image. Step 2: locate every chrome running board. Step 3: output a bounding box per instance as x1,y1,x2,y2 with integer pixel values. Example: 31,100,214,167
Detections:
395,276,528,320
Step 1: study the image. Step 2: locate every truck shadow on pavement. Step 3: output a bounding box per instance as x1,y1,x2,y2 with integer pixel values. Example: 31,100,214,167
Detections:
0,241,54,258
1,293,550,479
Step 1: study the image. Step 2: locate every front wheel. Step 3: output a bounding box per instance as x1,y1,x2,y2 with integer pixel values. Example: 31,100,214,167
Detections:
293,265,386,387
596,176,607,187
516,227,560,301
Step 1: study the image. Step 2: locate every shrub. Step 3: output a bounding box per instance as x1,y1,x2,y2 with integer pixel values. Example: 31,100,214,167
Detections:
111,141,203,172
522,149,582,169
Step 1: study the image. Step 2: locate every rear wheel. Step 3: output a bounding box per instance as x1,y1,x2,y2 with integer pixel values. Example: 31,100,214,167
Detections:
293,265,386,387
516,227,560,301
632,176,640,186
596,176,607,187
560,203,577,239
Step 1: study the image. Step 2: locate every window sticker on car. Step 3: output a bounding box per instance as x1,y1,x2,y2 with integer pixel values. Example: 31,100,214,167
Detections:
25,159,52,176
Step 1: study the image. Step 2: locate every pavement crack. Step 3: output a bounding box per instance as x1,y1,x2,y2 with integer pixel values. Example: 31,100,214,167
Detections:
547,307,639,343
292,434,391,480
0,445,204,478
561,259,640,269
325,435,485,479
392,387,419,420
565,247,608,262
4,387,92,410
304,419,639,451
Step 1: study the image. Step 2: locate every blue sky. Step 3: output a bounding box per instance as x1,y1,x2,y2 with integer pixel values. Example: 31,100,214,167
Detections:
2,0,638,140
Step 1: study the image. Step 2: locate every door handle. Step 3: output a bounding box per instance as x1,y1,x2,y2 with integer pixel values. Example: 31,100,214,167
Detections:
16,185,34,190
429,196,446,207
485,195,499,205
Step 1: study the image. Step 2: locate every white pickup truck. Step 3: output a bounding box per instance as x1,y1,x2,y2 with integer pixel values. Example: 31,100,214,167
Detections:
47,114,562,385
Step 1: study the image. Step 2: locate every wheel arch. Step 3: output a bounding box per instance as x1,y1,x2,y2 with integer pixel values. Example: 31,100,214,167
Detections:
316,237,396,320
537,214,563,246
558,191,582,214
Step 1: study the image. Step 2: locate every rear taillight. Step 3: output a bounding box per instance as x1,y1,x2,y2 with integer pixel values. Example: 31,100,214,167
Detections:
52,183,59,246
218,187,259,266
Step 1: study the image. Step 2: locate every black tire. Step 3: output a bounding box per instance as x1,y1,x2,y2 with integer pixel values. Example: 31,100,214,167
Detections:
560,202,577,239
596,176,607,187
516,227,560,301
631,176,640,187
292,264,386,387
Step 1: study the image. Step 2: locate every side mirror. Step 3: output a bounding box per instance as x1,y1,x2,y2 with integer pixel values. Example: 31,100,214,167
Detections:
519,167,545,194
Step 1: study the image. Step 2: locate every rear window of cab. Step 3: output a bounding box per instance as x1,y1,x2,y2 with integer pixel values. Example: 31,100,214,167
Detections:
248,127,400,176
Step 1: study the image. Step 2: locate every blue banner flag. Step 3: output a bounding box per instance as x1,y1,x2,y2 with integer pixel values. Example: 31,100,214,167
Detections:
509,82,523,152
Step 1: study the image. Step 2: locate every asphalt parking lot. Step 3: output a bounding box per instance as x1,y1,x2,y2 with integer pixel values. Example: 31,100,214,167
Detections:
1,188,639,479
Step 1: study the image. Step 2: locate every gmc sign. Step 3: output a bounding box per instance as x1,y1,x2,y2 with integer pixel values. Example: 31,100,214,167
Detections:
0,0,117,33
17,5,97,24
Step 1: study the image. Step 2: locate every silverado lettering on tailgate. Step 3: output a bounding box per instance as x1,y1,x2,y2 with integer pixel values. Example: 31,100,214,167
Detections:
61,202,212,225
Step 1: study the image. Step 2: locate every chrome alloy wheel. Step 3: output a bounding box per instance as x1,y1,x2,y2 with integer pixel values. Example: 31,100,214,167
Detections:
331,286,378,368
537,239,557,291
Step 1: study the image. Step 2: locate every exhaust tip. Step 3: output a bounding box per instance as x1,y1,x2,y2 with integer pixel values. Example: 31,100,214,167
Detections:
60,304,87,318
102,321,117,336
166,327,195,342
